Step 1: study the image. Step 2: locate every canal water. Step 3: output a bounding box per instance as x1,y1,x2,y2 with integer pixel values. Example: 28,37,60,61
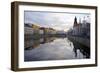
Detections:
24,37,90,61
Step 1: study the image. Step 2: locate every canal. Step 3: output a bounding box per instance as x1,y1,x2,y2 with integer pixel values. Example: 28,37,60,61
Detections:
24,37,90,61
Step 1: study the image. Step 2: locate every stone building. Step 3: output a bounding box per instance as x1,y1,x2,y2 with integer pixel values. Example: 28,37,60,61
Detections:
67,16,90,38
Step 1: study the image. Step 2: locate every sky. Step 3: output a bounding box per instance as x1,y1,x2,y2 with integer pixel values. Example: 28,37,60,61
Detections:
24,11,90,31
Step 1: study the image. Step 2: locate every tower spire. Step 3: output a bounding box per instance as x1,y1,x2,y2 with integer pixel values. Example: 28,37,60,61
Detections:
79,18,81,24
73,16,78,27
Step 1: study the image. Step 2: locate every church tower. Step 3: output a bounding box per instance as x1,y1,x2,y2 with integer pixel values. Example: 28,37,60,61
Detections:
73,16,78,27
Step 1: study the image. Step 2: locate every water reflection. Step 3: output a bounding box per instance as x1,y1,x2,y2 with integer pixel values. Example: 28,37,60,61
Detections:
24,37,90,61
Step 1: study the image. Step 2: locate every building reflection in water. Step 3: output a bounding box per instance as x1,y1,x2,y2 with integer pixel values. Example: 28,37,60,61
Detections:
73,42,90,58
24,36,90,61
25,36,56,50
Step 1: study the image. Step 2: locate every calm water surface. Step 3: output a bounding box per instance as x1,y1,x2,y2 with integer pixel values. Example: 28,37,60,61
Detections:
24,37,90,61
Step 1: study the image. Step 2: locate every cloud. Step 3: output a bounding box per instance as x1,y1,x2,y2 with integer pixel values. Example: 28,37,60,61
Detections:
24,11,90,31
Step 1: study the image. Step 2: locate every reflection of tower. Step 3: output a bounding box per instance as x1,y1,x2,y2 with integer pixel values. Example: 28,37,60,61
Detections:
73,16,78,27
73,48,77,57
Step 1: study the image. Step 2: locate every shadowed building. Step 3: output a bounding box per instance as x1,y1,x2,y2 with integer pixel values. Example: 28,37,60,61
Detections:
68,16,90,38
